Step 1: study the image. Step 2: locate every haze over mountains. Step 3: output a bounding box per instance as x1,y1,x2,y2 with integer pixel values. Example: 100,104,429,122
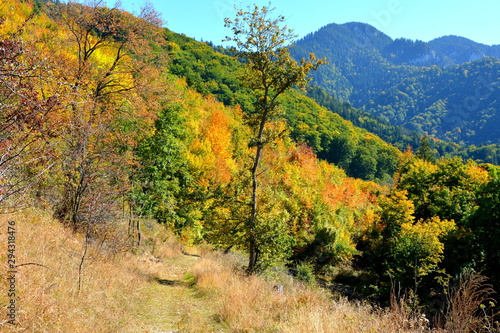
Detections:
291,22,500,147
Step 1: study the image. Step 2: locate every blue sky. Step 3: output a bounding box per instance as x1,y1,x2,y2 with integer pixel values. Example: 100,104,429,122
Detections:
117,0,499,46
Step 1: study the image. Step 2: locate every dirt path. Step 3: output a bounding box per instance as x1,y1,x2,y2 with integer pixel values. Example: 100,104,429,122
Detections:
125,253,221,333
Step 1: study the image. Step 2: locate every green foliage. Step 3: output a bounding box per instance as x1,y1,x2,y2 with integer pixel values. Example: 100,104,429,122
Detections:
388,217,456,287
292,22,500,152
391,156,493,283
362,188,456,300
132,103,195,232
469,171,500,288
252,200,295,271
165,29,256,111
295,261,316,284
416,136,437,163
359,152,500,306
396,157,487,223
305,84,421,152
280,89,401,181
223,4,323,273
378,190,415,241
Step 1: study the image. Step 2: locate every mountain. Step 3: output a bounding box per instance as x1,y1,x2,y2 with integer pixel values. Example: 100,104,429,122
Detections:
291,22,500,148
429,35,500,64
381,38,453,67
165,29,402,181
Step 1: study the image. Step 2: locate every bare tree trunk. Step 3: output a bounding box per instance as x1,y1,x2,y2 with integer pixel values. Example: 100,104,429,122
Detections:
77,225,90,294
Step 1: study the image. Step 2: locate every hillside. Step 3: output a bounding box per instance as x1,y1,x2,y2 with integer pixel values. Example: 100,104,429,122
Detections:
1,209,440,332
292,22,500,149
429,35,500,64
165,29,401,181
2,1,500,331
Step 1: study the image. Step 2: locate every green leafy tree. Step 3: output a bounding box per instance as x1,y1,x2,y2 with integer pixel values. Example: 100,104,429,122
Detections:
350,147,377,180
371,190,455,296
416,136,437,163
469,170,500,288
133,103,194,232
224,4,324,272
388,216,455,292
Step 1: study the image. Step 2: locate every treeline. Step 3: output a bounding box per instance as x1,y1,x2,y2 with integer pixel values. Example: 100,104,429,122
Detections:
356,155,500,307
307,84,500,164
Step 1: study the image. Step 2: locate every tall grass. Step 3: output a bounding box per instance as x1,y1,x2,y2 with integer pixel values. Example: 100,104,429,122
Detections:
444,269,497,333
188,251,430,333
0,208,184,332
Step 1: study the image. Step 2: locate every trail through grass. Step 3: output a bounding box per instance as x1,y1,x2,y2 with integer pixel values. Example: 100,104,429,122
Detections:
127,253,222,333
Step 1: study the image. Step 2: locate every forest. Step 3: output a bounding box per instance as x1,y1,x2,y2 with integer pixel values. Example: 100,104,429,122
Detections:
292,22,500,150
1,0,500,331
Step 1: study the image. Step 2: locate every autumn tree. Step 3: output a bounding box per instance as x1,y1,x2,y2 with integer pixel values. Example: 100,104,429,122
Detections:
365,189,456,300
45,1,165,231
0,16,59,210
224,4,324,272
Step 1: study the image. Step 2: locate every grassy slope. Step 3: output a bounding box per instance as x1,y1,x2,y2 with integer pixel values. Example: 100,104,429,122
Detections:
0,209,435,333
0,209,216,332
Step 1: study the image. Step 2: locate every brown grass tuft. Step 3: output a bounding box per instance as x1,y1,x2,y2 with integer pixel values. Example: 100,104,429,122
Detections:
445,269,497,333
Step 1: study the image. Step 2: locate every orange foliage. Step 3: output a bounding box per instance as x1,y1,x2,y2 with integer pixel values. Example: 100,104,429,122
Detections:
202,106,236,184
184,95,242,186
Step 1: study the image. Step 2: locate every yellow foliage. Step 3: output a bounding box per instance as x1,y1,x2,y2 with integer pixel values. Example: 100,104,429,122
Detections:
400,216,456,277
379,189,415,227
410,157,439,175
0,0,33,35
465,160,491,185
182,94,246,185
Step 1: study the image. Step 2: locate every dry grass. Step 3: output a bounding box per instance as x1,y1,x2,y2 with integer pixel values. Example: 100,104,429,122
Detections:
188,251,431,333
3,207,491,333
0,208,191,332
444,270,497,333
0,209,138,332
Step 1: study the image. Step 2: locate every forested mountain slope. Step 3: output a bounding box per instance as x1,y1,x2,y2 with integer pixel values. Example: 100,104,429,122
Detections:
291,22,500,149
429,35,500,64
166,29,401,181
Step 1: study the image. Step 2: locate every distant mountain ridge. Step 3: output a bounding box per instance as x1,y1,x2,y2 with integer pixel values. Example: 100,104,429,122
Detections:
291,22,500,148
296,22,500,67
429,35,500,64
